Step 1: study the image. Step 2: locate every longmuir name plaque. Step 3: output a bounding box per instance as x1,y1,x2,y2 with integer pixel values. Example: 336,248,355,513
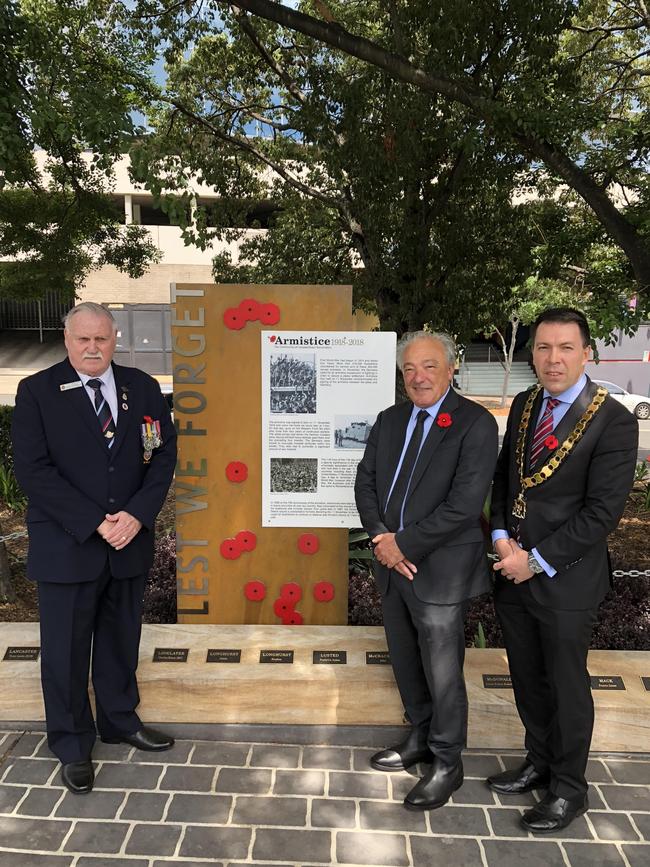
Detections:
153,648,189,663
313,650,347,665
260,650,294,664
3,647,40,661
207,649,242,663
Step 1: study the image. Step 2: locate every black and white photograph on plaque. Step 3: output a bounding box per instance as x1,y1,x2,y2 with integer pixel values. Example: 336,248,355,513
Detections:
333,415,376,449
270,458,318,493
270,353,317,414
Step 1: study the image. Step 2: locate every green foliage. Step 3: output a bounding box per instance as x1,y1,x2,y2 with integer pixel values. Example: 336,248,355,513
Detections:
473,621,487,649
348,529,373,569
0,406,13,472
0,464,25,512
631,460,650,513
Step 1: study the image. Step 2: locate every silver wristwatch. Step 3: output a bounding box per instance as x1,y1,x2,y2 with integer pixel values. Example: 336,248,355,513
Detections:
527,551,544,575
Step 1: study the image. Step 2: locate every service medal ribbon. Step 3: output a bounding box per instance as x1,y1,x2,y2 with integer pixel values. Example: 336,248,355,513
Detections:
141,416,162,463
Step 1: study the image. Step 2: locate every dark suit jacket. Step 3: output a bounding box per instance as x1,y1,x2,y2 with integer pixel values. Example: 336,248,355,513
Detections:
355,389,498,604
11,359,177,583
490,378,638,610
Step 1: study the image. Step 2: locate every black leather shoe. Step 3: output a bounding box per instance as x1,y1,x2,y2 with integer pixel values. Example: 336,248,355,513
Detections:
370,729,433,771
101,726,174,752
521,792,588,833
486,761,550,795
404,759,463,810
61,760,94,794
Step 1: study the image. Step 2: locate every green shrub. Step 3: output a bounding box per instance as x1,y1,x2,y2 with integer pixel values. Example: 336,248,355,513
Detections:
0,406,13,472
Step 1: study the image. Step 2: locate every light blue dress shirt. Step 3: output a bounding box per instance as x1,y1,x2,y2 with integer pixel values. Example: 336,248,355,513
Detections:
492,374,588,577
385,388,450,531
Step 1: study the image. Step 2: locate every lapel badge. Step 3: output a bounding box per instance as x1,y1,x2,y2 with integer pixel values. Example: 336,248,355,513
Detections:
122,402,129,411
60,381,83,392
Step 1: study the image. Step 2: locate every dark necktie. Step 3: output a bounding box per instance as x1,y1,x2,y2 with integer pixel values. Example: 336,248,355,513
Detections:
86,378,116,447
529,397,559,466
385,409,429,531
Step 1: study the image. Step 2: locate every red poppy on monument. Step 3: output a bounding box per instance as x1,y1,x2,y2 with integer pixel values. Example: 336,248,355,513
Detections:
313,581,335,602
225,461,248,483
219,538,242,560
239,298,261,320
280,582,302,603
259,302,281,325
235,530,257,552
223,307,246,330
297,533,320,555
244,581,266,601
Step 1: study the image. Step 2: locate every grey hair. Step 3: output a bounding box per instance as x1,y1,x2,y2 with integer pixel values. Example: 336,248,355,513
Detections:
396,330,456,370
63,302,117,333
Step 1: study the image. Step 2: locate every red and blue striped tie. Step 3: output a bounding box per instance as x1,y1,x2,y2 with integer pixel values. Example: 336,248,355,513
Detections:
86,379,116,448
529,397,559,466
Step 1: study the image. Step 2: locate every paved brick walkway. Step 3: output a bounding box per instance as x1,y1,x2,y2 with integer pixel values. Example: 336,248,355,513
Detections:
1,727,649,866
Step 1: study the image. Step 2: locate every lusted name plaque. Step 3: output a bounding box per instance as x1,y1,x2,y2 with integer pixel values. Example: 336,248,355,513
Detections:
482,674,513,689
153,648,189,663
207,649,241,663
366,651,391,665
313,650,347,665
3,646,40,662
590,675,625,690
260,650,294,664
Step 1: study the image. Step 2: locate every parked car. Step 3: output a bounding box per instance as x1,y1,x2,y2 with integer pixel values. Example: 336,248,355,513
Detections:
594,380,650,420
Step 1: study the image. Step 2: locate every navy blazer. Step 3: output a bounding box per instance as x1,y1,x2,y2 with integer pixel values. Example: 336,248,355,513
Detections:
355,389,498,605
11,359,177,583
490,378,638,610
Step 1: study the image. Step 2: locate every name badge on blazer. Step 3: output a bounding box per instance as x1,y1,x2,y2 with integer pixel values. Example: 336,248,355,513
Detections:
60,381,83,392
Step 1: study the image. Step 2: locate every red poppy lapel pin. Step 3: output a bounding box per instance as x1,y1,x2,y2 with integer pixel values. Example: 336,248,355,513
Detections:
436,412,452,428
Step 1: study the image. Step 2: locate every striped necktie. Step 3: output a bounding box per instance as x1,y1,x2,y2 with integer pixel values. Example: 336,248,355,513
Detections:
529,397,559,466
86,379,116,447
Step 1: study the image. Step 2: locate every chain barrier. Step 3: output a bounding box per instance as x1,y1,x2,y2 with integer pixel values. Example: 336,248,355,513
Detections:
612,569,650,578
0,530,28,544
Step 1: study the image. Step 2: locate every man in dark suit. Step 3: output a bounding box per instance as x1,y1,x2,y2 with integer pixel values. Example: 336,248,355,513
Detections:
488,307,638,833
11,302,177,794
355,332,498,810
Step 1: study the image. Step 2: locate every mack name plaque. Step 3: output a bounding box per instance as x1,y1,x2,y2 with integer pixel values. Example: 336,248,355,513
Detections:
590,675,625,690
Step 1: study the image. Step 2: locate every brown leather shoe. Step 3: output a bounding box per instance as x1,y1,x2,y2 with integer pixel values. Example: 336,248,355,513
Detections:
486,761,550,794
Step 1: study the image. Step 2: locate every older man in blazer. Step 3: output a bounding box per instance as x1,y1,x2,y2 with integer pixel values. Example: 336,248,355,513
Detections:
355,331,498,810
12,302,177,794
488,307,638,833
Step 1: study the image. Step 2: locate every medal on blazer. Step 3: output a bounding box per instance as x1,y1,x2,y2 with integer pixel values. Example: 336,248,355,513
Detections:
512,384,608,519
141,415,162,463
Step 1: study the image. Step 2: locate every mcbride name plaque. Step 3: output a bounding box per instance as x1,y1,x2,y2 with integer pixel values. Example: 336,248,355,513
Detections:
3,647,40,661
482,674,513,689
366,651,391,665
313,650,347,665
590,675,625,690
260,650,294,664
153,648,189,663
207,649,242,663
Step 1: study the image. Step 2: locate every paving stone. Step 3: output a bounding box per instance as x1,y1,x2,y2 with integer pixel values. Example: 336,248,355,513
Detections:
273,769,325,796
359,800,426,832
120,791,169,821
311,797,357,829
622,844,650,866
427,805,490,836
336,830,408,866
329,771,389,799
0,783,27,813
563,842,626,866
56,790,125,819
94,762,161,790
302,746,351,771
9,733,45,757
488,807,529,838
0,855,72,867
250,744,301,768
352,748,378,771
154,862,223,867
130,741,193,764
451,778,498,805
64,821,130,854
84,742,133,762
494,788,539,807
167,792,232,824
586,759,614,783
463,753,502,777
587,784,607,809
599,785,650,811
17,787,63,816
77,860,148,867
631,812,650,840
589,811,640,841
215,767,273,794
191,742,250,767
411,835,483,867
0,814,71,850
159,764,215,792
253,828,331,863
125,822,182,856
604,760,650,785
389,773,421,802
233,795,307,827
483,839,567,866
180,825,251,860
2,757,58,785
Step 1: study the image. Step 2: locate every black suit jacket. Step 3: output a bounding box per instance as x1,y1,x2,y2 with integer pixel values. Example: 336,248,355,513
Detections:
355,389,498,604
490,378,638,610
11,359,177,583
